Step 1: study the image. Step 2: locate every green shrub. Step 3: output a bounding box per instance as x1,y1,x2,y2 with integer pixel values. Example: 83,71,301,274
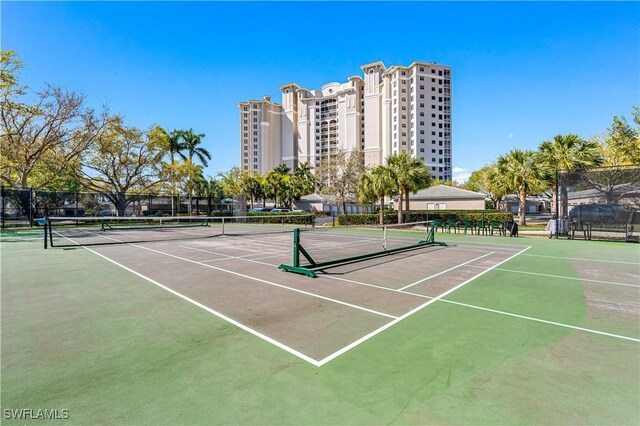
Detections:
245,212,314,225
338,210,513,226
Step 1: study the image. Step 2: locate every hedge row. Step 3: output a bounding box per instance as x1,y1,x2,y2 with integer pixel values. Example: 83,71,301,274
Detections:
244,212,314,225
338,210,514,226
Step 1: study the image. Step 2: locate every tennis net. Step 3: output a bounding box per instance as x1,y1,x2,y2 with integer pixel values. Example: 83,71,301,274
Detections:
44,214,314,248
278,220,446,277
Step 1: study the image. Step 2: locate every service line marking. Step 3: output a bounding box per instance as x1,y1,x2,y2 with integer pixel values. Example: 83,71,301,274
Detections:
52,232,322,367
313,245,532,366
464,265,640,288
520,253,640,265
398,252,495,291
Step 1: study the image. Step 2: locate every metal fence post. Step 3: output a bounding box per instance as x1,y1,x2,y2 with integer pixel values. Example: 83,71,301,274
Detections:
29,187,33,227
554,168,559,239
1,185,5,230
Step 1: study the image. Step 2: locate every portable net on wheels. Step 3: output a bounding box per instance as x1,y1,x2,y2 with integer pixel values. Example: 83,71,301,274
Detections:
43,214,315,248
278,221,447,277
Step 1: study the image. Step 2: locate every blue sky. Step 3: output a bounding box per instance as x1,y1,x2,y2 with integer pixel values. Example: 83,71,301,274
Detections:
3,1,639,182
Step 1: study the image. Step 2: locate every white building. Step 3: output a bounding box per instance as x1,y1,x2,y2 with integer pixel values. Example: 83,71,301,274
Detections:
239,60,452,181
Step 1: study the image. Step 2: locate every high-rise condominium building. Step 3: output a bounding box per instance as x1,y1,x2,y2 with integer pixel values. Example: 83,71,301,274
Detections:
239,60,452,181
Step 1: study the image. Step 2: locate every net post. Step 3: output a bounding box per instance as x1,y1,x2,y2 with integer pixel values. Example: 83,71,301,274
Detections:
383,226,387,250
47,214,53,246
293,228,300,267
44,221,48,249
222,217,225,235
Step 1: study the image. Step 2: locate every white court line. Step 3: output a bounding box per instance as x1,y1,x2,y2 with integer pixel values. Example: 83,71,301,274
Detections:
314,245,532,366
178,245,282,268
67,230,398,320
124,244,398,320
438,239,527,251
178,246,287,264
318,268,640,344
398,252,495,291
520,253,640,265
52,232,322,367
438,299,640,343
464,265,640,288
174,240,640,349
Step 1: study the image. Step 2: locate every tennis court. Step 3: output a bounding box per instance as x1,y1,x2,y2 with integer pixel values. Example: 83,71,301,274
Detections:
2,218,639,424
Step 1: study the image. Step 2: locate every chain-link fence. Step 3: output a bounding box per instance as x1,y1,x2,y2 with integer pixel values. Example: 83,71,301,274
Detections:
0,188,233,229
557,165,640,242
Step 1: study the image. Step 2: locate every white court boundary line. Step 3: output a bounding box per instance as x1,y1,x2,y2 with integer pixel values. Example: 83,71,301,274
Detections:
313,245,532,366
52,232,322,366
464,265,640,288
180,242,640,349
438,299,640,343
398,252,495,291
52,230,638,367
520,253,640,265
70,230,396,320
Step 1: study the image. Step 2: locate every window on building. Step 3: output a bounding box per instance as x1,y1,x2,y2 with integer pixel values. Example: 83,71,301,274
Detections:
438,70,443,76
420,112,424,117
419,76,424,81
431,96,436,100
420,67,424,71
420,130,425,134
431,87,436,92
419,85,424,90
420,103,424,108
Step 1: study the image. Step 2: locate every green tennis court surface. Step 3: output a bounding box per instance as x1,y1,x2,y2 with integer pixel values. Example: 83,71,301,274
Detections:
2,225,639,424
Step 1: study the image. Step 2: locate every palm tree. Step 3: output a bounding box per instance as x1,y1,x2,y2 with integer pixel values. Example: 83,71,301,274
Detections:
181,129,210,214
386,152,431,223
495,149,548,226
358,165,395,225
162,129,187,215
182,129,211,166
538,134,602,216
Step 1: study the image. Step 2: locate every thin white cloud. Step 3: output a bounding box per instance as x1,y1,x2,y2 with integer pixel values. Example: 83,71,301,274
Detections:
452,167,471,183
507,132,515,139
